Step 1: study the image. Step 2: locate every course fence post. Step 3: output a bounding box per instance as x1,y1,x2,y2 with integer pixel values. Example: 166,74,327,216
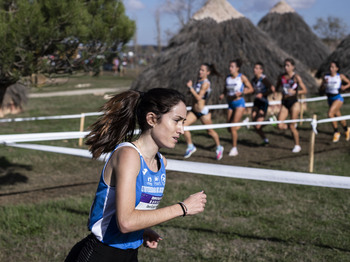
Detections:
79,113,85,147
309,114,317,173
300,94,305,125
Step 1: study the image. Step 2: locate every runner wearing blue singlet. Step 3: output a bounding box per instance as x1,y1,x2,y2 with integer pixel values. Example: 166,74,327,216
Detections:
184,63,224,160
276,58,307,153
219,59,253,156
65,88,207,262
320,61,350,142
251,62,275,145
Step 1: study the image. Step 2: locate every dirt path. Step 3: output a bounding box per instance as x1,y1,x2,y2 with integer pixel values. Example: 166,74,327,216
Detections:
29,87,129,98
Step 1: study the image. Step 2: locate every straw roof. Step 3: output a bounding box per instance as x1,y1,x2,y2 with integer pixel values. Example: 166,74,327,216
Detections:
192,0,244,22
131,1,318,103
316,35,350,78
258,1,330,70
269,0,295,14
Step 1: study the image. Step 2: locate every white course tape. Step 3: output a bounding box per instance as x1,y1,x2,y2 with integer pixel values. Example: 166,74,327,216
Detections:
1,115,349,144
166,159,350,189
186,93,350,111
316,115,350,124
185,118,313,131
312,115,350,134
2,94,349,123
0,132,89,143
4,143,350,189
300,93,350,103
5,143,107,162
185,115,350,132
0,112,102,123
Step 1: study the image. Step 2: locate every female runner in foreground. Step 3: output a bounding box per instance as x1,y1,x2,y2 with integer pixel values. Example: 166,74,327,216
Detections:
184,63,224,160
65,88,206,262
320,61,350,142
220,59,254,156
276,58,307,153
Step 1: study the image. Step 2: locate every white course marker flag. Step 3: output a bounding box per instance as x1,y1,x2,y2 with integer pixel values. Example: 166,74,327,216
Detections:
5,143,350,190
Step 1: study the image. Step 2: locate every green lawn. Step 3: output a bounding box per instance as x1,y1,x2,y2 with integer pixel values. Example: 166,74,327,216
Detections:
0,76,349,261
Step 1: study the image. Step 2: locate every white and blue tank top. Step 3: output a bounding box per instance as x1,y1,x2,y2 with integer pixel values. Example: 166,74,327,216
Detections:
225,74,244,96
88,142,166,250
324,73,341,95
195,79,211,100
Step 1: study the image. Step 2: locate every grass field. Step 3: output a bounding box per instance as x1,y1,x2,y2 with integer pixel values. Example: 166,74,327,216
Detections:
0,75,350,261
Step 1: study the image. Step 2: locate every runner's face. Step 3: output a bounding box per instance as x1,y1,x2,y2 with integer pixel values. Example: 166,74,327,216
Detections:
329,63,339,75
254,65,262,76
229,62,239,75
199,65,210,79
151,101,187,149
284,61,294,73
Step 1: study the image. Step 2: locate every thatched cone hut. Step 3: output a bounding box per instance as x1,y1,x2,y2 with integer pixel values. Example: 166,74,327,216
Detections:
316,35,350,79
131,0,318,105
258,0,330,71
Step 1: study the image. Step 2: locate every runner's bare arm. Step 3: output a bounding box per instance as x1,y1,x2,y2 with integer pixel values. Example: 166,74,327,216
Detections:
113,147,206,233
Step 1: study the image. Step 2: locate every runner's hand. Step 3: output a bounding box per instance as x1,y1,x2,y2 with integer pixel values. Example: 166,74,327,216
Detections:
143,228,162,249
183,191,207,215
187,80,193,89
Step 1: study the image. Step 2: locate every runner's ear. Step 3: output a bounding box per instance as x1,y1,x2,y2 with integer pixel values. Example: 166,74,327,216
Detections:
145,112,158,127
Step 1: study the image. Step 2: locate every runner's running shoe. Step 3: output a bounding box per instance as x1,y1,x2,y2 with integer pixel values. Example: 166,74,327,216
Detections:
292,145,301,153
262,138,269,145
216,145,224,160
184,145,197,158
345,129,350,141
333,132,340,143
243,117,250,129
229,147,238,156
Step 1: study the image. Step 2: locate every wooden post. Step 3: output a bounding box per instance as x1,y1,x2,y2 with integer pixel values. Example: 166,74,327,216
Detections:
299,94,305,125
309,114,317,173
79,113,85,147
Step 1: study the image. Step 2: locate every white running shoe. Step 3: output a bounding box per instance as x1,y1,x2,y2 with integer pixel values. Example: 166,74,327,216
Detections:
229,147,238,156
292,145,301,153
269,115,277,127
243,117,250,129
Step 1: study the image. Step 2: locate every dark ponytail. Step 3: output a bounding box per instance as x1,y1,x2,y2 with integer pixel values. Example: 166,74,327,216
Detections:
284,58,295,66
230,58,243,69
330,60,340,71
86,90,140,158
202,63,221,77
86,88,185,158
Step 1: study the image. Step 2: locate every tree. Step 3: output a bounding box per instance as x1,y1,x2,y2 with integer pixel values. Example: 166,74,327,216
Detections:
161,0,204,41
0,0,135,113
313,16,348,44
155,8,162,52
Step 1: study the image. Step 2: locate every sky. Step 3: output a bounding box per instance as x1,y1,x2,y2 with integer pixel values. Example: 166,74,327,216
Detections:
124,0,350,46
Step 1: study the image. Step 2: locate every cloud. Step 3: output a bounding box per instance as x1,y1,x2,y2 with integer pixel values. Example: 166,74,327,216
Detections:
287,0,316,9
126,0,145,11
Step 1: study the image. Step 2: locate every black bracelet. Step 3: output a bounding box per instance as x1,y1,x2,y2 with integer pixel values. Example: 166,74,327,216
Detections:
178,202,187,217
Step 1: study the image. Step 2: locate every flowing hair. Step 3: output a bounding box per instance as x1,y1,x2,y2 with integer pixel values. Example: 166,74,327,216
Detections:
86,88,185,158
284,58,295,66
230,58,243,69
202,63,221,77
